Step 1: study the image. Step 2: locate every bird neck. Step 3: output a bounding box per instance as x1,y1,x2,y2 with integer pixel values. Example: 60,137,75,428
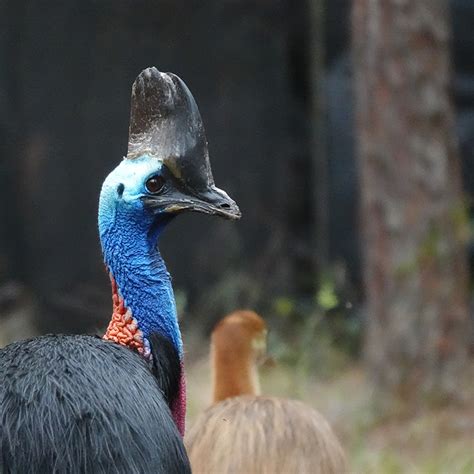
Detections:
211,340,261,404
102,241,182,357
100,211,186,435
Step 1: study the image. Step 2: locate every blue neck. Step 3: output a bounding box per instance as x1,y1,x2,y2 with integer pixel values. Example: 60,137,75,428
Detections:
100,211,183,357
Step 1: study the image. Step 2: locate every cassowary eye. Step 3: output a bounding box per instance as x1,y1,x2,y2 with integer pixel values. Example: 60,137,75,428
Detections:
145,175,165,194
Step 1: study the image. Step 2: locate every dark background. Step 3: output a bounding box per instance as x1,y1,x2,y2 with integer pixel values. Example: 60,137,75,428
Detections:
0,0,473,337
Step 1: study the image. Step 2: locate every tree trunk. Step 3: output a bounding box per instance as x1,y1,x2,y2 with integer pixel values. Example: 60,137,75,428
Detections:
352,0,471,403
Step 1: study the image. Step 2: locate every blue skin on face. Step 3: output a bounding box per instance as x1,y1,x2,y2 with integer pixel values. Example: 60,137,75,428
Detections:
98,155,183,356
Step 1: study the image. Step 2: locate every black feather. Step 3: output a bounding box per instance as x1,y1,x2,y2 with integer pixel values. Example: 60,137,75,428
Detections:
0,335,191,474
148,332,182,406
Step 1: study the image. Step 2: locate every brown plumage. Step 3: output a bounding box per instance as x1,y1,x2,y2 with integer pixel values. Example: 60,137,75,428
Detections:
185,310,347,474
211,310,267,403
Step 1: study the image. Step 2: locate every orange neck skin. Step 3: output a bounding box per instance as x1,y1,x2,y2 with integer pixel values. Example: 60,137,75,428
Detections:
103,275,149,357
211,339,260,404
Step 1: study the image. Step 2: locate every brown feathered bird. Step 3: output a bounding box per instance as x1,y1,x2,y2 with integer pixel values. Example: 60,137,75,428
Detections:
185,310,347,474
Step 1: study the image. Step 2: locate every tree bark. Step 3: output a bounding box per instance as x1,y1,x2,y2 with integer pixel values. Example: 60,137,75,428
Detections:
352,0,471,403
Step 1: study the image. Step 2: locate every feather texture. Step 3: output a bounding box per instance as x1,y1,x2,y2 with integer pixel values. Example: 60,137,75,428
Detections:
0,334,191,474
186,396,347,474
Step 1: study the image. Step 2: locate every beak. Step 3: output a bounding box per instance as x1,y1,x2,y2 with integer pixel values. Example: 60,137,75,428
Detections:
142,181,241,221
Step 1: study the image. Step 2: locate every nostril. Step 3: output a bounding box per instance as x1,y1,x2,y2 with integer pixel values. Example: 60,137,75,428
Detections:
219,203,231,209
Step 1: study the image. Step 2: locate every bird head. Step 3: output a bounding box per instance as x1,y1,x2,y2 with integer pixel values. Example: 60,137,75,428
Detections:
212,310,268,364
99,67,240,241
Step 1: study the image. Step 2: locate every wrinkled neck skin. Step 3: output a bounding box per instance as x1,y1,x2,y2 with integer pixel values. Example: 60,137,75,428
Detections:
211,342,261,404
99,207,186,435
101,211,182,353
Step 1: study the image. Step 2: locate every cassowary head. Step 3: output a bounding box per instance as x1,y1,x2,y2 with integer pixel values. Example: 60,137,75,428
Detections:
99,67,240,240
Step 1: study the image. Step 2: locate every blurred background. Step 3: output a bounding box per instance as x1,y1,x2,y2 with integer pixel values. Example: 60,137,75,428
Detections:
0,1,473,472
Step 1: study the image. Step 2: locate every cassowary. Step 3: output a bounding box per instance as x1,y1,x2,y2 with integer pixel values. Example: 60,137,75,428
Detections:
185,311,347,474
0,67,240,473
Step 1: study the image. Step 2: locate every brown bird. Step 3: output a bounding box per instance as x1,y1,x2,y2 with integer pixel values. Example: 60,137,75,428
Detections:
185,310,348,474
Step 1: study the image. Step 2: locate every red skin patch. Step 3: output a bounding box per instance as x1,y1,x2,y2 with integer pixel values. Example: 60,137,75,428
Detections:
103,276,146,356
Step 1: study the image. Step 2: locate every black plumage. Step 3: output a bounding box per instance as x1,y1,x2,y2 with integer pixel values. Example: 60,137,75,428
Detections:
0,335,190,474
149,332,182,406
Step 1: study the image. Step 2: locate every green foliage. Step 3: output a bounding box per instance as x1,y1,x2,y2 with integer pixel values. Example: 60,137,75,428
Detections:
451,199,471,244
182,264,363,377
316,278,339,310
273,297,295,318
267,272,362,379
